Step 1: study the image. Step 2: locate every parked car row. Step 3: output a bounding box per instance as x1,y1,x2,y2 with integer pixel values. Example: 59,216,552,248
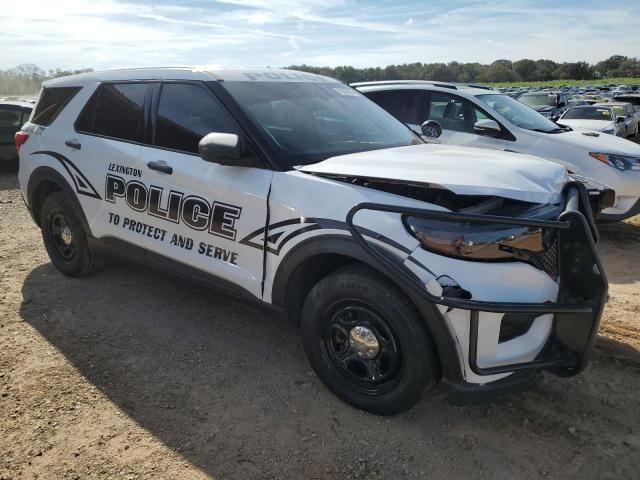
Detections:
354,80,640,221
15,67,613,414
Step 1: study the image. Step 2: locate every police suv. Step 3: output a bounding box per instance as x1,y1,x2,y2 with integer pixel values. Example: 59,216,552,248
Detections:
17,68,607,415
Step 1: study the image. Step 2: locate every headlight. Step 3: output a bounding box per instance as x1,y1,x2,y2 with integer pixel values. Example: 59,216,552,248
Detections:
589,152,640,171
404,217,548,261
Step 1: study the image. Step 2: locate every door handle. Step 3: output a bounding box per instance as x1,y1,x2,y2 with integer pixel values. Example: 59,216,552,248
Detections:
65,138,81,150
147,160,173,174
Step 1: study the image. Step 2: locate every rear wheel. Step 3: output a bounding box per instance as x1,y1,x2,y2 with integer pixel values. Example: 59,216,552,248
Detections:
40,191,102,277
301,264,439,415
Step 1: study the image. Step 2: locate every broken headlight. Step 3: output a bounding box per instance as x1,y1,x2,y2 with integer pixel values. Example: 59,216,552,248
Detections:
404,202,563,277
404,217,547,261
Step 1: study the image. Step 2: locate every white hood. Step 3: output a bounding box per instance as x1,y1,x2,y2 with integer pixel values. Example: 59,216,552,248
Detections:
541,128,640,155
298,144,568,204
557,119,614,132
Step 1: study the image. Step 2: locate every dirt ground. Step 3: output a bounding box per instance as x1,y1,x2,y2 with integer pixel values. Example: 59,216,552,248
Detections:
1,166,639,480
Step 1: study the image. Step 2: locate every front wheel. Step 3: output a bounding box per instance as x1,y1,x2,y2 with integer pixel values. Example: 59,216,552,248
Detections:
301,265,440,415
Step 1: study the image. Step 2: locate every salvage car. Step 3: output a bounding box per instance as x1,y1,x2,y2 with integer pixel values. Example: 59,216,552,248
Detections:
356,80,640,221
18,68,607,415
594,103,639,138
0,101,32,164
518,91,569,119
557,105,626,137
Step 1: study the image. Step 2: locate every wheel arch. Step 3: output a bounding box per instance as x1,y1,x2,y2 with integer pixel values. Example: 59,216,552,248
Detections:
27,166,91,233
271,234,463,384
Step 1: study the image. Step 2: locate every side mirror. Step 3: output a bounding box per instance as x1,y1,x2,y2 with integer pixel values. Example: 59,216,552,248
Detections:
617,116,626,124
198,132,257,167
420,120,442,139
473,119,502,138
552,114,561,122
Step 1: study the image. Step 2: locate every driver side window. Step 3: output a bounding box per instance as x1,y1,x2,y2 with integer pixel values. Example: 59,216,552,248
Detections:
427,92,478,133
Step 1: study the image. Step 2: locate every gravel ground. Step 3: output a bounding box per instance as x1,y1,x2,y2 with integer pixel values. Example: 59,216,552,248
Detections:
1,166,639,480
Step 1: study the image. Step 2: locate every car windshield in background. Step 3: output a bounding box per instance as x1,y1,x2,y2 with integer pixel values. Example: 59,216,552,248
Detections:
609,105,626,116
563,107,613,120
519,94,555,107
222,81,419,167
476,94,560,132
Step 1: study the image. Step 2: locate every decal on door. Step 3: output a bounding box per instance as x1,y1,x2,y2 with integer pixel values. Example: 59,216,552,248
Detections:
32,150,102,200
104,173,243,266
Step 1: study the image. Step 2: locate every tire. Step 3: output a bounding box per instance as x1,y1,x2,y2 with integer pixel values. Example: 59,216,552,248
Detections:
39,191,102,277
301,264,439,415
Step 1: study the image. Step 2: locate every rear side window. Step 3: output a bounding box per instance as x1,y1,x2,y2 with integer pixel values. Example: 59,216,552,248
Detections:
76,83,148,143
32,87,81,126
368,90,423,124
0,107,23,143
154,83,239,154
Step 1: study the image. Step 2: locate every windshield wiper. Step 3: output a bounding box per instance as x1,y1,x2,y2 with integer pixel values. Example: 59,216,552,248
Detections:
531,126,570,134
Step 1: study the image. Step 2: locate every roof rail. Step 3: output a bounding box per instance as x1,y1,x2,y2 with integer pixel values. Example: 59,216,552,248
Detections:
350,80,458,90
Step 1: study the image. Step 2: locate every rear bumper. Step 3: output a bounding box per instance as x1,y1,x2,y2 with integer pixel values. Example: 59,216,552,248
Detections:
346,182,608,392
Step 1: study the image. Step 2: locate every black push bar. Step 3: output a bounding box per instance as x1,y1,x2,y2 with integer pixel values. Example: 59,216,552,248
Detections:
345,182,608,376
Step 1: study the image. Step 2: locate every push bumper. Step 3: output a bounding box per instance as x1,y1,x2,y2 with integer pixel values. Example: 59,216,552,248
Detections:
346,182,608,388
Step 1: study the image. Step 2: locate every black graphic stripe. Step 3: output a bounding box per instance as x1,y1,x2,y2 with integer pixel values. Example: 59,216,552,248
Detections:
32,150,102,200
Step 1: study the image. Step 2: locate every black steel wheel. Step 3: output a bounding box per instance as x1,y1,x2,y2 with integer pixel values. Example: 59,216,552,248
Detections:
40,191,102,277
301,264,440,415
322,302,402,395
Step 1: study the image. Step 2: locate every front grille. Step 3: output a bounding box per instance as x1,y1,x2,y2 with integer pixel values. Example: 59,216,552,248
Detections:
540,237,559,279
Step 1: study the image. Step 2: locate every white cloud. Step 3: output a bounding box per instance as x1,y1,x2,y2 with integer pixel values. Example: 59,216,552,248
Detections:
0,0,637,70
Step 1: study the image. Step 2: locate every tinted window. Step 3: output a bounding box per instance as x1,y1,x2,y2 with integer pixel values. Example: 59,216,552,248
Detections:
427,92,477,133
368,90,422,124
76,83,147,143
31,87,80,126
155,83,239,154
0,107,23,143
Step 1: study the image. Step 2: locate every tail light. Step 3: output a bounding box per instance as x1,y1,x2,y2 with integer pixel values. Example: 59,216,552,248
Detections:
15,131,29,153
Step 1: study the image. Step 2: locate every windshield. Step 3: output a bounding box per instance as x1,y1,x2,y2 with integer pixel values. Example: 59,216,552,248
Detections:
519,94,556,107
222,80,419,167
609,105,626,116
562,107,613,121
476,94,560,132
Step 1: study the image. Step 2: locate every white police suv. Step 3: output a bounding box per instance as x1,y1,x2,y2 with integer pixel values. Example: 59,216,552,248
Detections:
355,81,640,222
17,68,607,415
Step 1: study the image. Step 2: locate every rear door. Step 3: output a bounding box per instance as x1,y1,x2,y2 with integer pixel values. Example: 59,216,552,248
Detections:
73,82,150,245
424,91,507,150
136,82,272,298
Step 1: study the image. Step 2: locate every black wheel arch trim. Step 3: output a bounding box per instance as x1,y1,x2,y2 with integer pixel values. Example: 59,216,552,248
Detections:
26,166,93,233
270,233,463,385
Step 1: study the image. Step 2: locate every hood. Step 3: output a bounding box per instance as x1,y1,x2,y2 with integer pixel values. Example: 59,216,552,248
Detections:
298,144,568,204
539,127,640,155
557,119,614,131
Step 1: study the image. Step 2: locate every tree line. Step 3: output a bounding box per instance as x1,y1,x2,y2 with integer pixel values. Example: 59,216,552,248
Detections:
287,55,640,84
0,64,94,96
1,55,639,96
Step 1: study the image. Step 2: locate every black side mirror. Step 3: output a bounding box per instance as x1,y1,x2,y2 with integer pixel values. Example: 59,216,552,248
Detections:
473,119,502,138
420,120,442,139
552,114,561,122
617,116,626,124
198,132,258,167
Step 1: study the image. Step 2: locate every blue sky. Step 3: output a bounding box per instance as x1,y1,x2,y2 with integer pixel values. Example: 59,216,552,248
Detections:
1,0,639,70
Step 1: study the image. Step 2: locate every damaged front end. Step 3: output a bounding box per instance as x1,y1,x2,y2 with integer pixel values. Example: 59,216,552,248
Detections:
345,181,608,382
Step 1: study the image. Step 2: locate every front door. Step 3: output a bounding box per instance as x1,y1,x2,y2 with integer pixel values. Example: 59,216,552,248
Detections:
425,91,507,150
134,82,272,298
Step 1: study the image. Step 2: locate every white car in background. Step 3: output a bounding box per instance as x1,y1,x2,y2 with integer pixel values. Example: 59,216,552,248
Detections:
557,105,626,137
355,81,640,221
